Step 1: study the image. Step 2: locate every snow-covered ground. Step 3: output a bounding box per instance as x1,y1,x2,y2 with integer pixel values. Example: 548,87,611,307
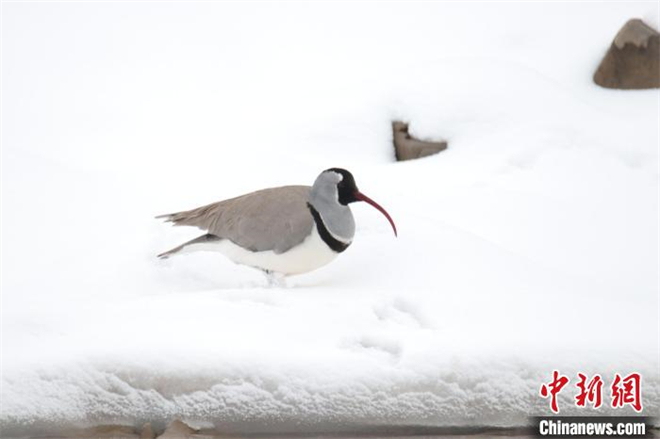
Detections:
1,1,659,435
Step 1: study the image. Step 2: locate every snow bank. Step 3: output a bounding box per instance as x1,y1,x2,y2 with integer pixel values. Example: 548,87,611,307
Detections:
1,1,658,435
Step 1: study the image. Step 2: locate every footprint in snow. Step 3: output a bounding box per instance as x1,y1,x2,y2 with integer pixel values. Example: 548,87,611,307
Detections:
343,335,403,358
373,297,431,329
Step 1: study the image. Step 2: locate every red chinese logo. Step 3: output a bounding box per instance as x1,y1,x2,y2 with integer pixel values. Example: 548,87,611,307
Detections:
540,371,643,413
611,372,642,412
540,370,569,413
575,373,603,409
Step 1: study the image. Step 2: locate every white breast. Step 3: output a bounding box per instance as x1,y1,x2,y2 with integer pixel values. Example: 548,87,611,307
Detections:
182,226,341,276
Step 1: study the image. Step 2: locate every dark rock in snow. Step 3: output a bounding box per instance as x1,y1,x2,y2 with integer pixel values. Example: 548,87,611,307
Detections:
594,19,660,89
157,419,198,438
140,422,156,439
392,121,447,161
72,425,139,438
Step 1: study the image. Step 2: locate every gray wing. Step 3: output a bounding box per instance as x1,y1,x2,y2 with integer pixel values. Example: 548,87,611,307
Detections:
157,185,314,254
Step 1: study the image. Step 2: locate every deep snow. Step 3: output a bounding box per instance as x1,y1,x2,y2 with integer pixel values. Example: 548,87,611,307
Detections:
1,1,659,435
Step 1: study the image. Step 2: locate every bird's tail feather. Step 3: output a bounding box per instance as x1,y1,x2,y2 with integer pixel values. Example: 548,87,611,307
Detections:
157,234,221,259
155,212,175,221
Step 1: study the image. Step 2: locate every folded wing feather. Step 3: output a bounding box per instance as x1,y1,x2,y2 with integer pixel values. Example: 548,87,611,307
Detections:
158,185,314,254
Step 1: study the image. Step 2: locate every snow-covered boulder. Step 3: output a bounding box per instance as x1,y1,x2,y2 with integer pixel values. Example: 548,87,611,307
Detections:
158,420,198,438
392,121,447,161
594,19,660,89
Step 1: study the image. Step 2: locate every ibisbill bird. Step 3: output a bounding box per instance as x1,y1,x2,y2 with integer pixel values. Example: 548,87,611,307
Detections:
157,168,397,285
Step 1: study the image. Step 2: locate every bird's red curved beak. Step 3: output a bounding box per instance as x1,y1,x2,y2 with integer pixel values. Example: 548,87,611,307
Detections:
354,192,398,237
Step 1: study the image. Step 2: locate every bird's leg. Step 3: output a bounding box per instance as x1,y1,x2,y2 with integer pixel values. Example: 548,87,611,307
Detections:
263,270,287,288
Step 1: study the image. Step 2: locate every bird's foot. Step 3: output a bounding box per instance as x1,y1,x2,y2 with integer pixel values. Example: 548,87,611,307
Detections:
263,270,287,288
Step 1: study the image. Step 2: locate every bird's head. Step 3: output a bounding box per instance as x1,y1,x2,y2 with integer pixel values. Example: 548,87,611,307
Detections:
311,168,397,237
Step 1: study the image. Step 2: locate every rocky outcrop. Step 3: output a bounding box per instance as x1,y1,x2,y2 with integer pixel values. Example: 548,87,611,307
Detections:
140,422,156,439
158,419,198,438
392,121,447,161
594,19,660,89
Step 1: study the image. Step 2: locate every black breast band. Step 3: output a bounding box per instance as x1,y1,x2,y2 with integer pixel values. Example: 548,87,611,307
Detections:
307,203,350,253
